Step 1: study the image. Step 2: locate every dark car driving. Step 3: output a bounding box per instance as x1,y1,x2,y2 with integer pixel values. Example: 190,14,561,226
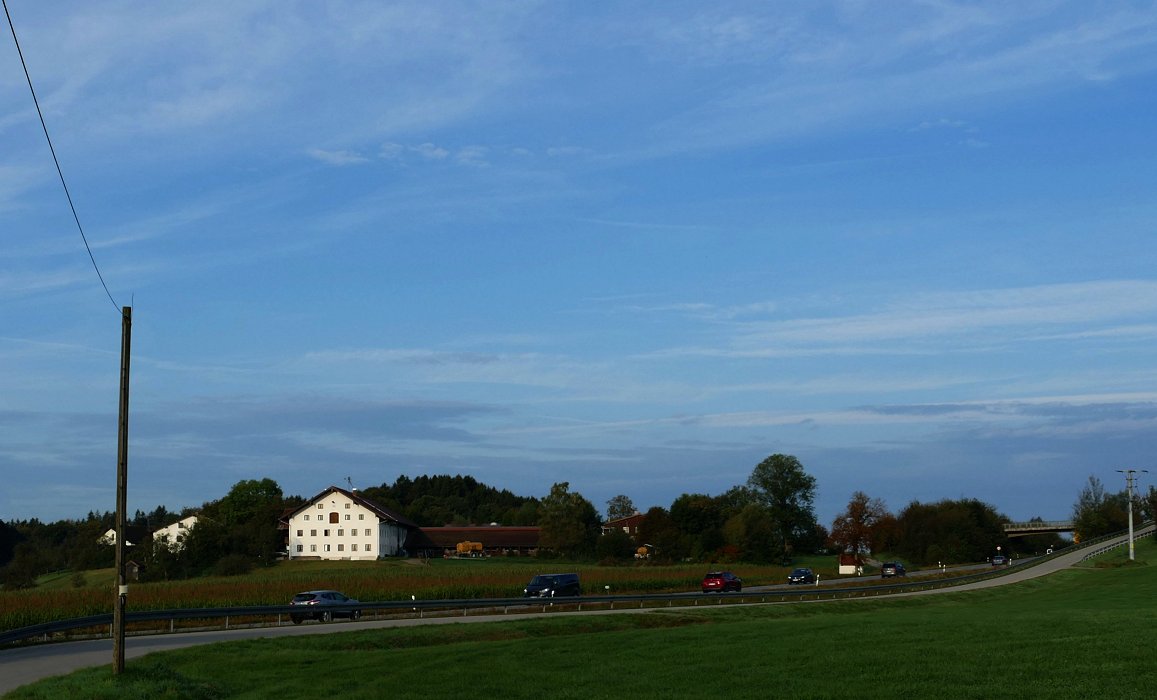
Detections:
787,567,816,585
701,571,742,593
523,573,581,598
289,590,360,624
880,561,907,578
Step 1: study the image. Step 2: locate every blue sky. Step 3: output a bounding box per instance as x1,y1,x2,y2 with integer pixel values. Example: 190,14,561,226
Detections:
4,1,1157,526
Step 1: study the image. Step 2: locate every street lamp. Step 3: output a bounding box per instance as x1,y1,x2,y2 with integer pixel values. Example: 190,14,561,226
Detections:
1116,469,1149,561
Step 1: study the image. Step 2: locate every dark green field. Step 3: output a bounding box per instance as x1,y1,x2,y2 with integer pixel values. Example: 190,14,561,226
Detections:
6,539,1155,699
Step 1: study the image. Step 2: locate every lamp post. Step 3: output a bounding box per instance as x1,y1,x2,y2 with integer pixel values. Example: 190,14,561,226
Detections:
1116,469,1149,561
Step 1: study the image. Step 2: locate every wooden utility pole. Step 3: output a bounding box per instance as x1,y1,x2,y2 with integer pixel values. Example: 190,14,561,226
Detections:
113,306,131,674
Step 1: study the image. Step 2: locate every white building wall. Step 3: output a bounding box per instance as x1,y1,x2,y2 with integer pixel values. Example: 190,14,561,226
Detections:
153,516,198,552
288,489,394,560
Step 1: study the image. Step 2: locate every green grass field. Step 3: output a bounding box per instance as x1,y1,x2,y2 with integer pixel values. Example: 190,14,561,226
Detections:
6,538,1154,699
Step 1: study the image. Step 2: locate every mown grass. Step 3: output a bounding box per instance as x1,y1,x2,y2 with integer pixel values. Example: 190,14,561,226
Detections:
7,539,1154,699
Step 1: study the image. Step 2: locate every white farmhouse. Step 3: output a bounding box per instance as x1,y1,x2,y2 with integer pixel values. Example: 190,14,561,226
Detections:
98,526,149,547
152,515,199,552
286,485,417,560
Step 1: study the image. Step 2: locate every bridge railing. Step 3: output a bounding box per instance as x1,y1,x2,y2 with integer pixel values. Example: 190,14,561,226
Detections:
1003,520,1073,532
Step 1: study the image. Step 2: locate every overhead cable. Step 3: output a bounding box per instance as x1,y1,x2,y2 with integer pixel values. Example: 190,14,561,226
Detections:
4,0,120,312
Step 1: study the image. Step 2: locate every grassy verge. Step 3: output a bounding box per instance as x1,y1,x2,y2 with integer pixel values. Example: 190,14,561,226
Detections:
7,539,1154,699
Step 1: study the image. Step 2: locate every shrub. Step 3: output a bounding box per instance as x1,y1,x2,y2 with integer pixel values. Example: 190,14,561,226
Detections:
212,555,253,577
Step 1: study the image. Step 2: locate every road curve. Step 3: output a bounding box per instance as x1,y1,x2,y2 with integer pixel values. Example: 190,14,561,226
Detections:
2,527,1150,696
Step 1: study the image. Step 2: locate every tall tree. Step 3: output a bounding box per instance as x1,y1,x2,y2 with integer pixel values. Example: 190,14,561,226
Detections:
747,454,818,557
1072,475,1129,541
722,504,777,564
0,520,24,569
830,491,890,556
605,494,637,521
670,493,726,559
636,506,682,561
538,482,600,557
1144,486,1157,538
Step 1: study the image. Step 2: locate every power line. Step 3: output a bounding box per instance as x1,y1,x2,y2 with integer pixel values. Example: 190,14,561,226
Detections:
4,0,119,312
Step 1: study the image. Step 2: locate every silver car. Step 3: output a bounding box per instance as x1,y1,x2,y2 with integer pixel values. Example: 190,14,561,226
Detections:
289,589,361,623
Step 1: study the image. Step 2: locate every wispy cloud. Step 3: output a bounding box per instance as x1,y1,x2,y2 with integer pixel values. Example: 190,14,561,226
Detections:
651,281,1157,357
307,148,370,166
625,4,1157,158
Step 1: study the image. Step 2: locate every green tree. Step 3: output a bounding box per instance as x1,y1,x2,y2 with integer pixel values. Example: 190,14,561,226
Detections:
217,478,283,527
715,485,758,520
636,507,682,562
1144,486,1157,539
722,504,777,564
670,493,726,560
595,528,636,562
893,498,1009,565
1,542,44,590
361,474,539,526
830,491,890,555
605,494,637,521
1072,476,1129,541
538,482,600,557
747,454,818,558
0,519,22,568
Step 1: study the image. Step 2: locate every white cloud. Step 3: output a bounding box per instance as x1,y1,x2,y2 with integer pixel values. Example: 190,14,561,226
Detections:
307,148,370,166
455,145,489,166
379,142,406,160
412,143,450,160
712,281,1157,356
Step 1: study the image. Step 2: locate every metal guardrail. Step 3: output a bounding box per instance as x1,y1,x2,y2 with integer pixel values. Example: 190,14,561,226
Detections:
1079,522,1155,561
2,522,1151,648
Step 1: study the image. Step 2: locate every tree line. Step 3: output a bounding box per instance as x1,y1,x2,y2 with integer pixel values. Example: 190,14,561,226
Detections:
3,457,1154,589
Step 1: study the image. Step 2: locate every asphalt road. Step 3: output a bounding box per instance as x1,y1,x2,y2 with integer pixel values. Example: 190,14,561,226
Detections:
2,527,1150,696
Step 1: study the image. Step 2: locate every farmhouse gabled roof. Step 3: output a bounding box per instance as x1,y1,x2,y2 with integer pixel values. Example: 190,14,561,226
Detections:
603,512,645,528
289,485,418,529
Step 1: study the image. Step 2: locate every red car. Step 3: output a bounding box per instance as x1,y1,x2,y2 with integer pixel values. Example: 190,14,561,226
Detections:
701,571,742,593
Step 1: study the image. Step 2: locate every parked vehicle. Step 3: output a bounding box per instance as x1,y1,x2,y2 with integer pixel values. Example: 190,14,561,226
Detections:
880,562,907,578
787,567,816,585
701,571,742,593
992,555,1009,566
523,573,581,597
289,590,360,624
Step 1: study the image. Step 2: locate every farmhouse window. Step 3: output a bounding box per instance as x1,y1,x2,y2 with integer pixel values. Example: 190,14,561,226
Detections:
358,514,364,520
329,512,339,524
303,514,309,521
317,504,323,509
337,544,344,551
351,544,358,551
310,545,316,552
364,528,371,536
344,514,350,520
296,545,303,552
338,529,344,536
345,503,350,509
365,543,371,551
311,529,317,537
324,544,331,552
296,529,303,537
